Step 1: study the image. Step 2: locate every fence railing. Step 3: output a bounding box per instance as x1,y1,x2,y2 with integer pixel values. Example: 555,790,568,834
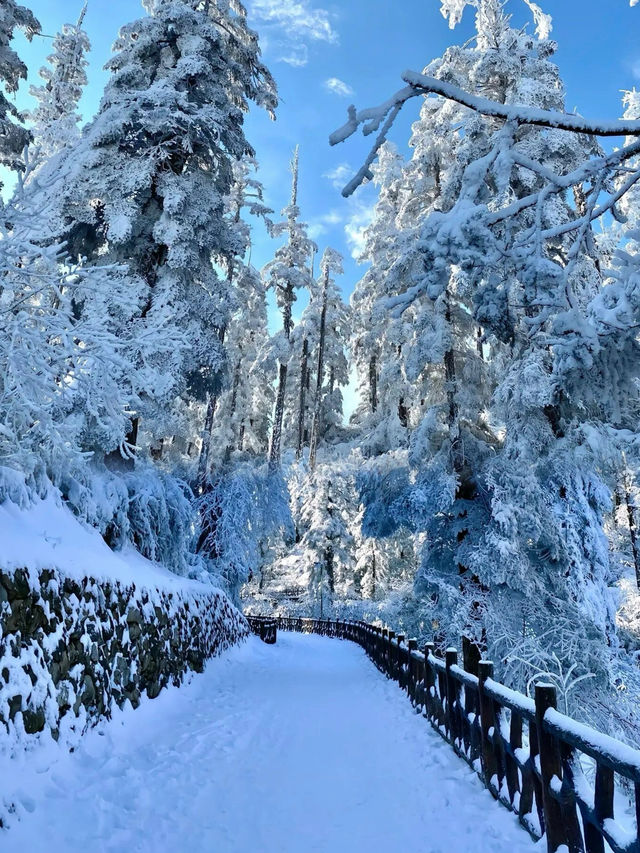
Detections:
247,615,277,644
249,614,640,853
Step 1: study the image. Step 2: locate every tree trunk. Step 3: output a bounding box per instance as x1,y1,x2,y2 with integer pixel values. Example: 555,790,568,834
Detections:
196,326,226,492
224,358,242,461
623,471,640,591
308,266,329,470
371,547,376,599
444,291,462,474
369,353,378,413
398,397,409,428
296,337,309,460
326,545,335,594
268,287,294,471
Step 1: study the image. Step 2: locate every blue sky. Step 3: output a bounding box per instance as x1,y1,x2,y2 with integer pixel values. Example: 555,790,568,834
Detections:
8,0,640,413
12,0,640,295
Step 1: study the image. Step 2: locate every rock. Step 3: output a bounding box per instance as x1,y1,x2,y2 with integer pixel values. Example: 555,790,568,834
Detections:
22,707,45,734
0,568,245,742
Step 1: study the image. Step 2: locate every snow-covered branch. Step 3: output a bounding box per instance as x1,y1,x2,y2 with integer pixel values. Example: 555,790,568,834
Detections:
330,71,640,196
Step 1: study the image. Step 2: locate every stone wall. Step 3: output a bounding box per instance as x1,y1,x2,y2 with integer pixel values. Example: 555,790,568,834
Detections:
0,566,247,745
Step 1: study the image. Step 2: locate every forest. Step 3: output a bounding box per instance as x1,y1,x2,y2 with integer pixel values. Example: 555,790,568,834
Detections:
2,0,640,753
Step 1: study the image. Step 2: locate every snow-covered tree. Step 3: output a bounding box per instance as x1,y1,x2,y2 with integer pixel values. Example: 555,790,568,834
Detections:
263,147,315,469
197,155,274,482
308,247,349,468
297,463,356,615
0,179,136,493
25,4,90,165
333,0,626,708
350,143,418,455
0,1,40,183
210,263,273,462
196,462,292,598
51,0,277,462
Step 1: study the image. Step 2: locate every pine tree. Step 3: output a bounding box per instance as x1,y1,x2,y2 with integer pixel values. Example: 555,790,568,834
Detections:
211,263,273,461
263,148,315,470
197,155,273,482
51,0,277,463
350,142,415,454
25,4,90,166
338,0,618,700
297,463,355,615
0,1,40,183
308,247,349,468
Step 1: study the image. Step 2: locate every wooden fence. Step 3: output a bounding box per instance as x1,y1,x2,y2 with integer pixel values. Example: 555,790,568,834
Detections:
249,614,640,853
247,615,277,644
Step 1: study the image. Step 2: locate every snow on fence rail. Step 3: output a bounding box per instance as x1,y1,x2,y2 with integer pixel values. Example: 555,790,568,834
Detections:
250,615,640,853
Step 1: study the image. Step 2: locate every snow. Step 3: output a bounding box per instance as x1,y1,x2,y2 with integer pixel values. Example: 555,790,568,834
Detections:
1,633,538,853
544,707,640,776
0,495,207,592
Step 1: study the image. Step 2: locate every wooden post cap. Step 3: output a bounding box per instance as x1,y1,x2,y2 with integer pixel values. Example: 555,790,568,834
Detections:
478,660,494,680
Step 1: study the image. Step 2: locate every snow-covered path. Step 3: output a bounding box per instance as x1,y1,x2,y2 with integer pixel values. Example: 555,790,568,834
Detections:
3,633,536,853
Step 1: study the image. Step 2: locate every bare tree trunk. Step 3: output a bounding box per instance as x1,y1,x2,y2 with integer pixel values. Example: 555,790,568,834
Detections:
296,337,309,460
369,354,378,413
268,289,293,472
398,397,409,428
444,291,462,473
371,547,376,599
268,149,300,472
221,359,242,462
269,362,288,471
197,325,226,491
623,470,640,591
308,266,329,470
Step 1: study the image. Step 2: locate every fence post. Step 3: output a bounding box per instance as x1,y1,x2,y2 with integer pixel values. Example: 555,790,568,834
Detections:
478,660,499,794
408,639,418,704
535,683,567,853
424,643,435,720
445,648,460,745
388,630,395,679
462,636,481,760
397,635,405,687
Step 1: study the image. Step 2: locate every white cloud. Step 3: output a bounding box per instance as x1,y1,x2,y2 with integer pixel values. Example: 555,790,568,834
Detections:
308,210,343,240
324,77,354,97
281,45,309,67
344,201,375,259
249,0,338,66
323,163,353,191
322,164,375,258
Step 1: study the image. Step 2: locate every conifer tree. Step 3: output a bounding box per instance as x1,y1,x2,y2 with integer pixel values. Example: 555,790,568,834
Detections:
264,148,315,470
197,156,273,482
350,142,415,454
52,0,277,463
25,4,90,166
0,1,40,183
336,0,619,695
308,247,349,468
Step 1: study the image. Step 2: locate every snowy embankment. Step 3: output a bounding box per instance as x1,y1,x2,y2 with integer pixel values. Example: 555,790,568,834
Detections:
2,632,537,853
0,495,247,770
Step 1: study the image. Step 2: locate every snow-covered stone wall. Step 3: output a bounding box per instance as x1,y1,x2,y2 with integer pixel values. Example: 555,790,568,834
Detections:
0,565,248,746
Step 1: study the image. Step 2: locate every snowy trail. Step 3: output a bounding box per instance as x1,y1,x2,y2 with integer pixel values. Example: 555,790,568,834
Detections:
2,633,537,853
